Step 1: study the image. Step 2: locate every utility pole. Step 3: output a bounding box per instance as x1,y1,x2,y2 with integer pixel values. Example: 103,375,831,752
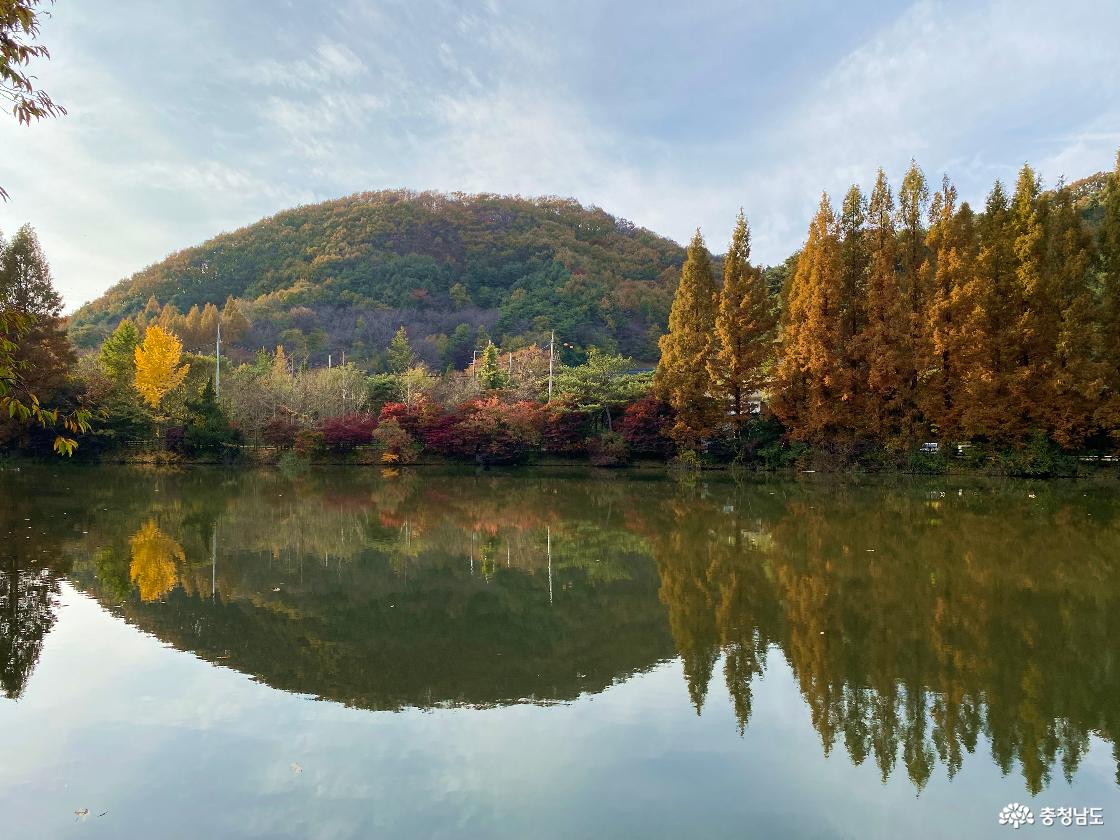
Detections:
547,331,555,402
215,318,221,397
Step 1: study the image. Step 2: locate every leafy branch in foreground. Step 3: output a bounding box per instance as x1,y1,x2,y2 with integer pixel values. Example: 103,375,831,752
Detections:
0,0,65,201
1,312,89,454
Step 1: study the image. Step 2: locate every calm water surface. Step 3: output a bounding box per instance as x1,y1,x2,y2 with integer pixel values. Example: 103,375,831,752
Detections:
2,465,1119,838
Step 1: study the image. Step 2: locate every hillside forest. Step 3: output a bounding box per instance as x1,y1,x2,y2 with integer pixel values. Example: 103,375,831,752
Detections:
2,152,1120,471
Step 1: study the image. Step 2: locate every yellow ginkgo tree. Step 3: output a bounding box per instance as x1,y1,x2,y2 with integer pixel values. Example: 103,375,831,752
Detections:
134,325,189,409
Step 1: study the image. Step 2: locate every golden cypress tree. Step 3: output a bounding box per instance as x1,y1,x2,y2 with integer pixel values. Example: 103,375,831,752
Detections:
959,181,1017,440
1097,151,1120,439
271,344,291,381
655,230,720,444
897,161,929,440
919,177,977,440
773,194,853,442
860,170,907,442
1044,182,1103,447
134,325,190,409
838,185,868,344
708,211,774,438
1009,164,1049,432
199,302,220,347
221,296,250,343
182,305,202,349
156,302,180,335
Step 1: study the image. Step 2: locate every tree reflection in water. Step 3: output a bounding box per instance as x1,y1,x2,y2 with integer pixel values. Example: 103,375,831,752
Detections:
2,465,1118,794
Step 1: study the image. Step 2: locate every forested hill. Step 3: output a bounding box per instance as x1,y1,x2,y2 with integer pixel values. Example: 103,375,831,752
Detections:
68,190,688,368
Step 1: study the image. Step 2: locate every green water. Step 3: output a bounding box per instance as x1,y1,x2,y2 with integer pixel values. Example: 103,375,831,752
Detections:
1,465,1118,838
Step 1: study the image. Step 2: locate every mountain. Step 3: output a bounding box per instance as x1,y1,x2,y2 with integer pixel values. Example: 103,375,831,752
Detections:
68,190,688,368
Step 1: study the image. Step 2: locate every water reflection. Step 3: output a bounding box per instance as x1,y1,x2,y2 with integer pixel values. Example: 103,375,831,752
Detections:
2,466,1119,795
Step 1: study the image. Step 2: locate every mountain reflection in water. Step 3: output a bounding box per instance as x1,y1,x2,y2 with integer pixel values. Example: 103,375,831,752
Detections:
2,465,1119,796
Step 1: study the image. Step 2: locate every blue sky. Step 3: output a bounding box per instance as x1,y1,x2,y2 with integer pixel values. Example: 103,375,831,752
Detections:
1,0,1118,309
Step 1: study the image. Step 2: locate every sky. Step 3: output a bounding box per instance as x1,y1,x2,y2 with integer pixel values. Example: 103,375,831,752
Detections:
1,0,1119,311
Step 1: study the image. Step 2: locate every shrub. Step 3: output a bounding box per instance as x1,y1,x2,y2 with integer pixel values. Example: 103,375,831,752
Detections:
293,429,325,457
263,417,302,448
997,432,1078,477
372,417,421,464
541,404,592,455
618,396,674,457
453,398,543,462
165,425,186,452
319,413,377,450
587,430,629,467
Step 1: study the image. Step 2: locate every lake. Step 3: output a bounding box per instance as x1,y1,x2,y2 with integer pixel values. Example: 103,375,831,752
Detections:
2,465,1118,838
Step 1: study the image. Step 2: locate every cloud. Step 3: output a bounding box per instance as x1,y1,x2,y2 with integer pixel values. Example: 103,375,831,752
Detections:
2,0,1118,309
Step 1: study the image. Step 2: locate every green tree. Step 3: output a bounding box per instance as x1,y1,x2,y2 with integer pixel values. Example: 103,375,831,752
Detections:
181,377,238,455
554,348,648,429
654,230,720,444
387,325,416,375
99,319,141,383
0,224,88,454
707,211,774,439
477,341,507,390
449,282,471,308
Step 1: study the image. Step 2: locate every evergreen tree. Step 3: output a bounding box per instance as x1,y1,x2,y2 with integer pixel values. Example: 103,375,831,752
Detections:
181,377,238,455
773,194,854,442
99,319,140,383
707,211,774,438
387,325,416,374
0,224,61,316
654,230,720,444
478,341,507,390
0,225,86,454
